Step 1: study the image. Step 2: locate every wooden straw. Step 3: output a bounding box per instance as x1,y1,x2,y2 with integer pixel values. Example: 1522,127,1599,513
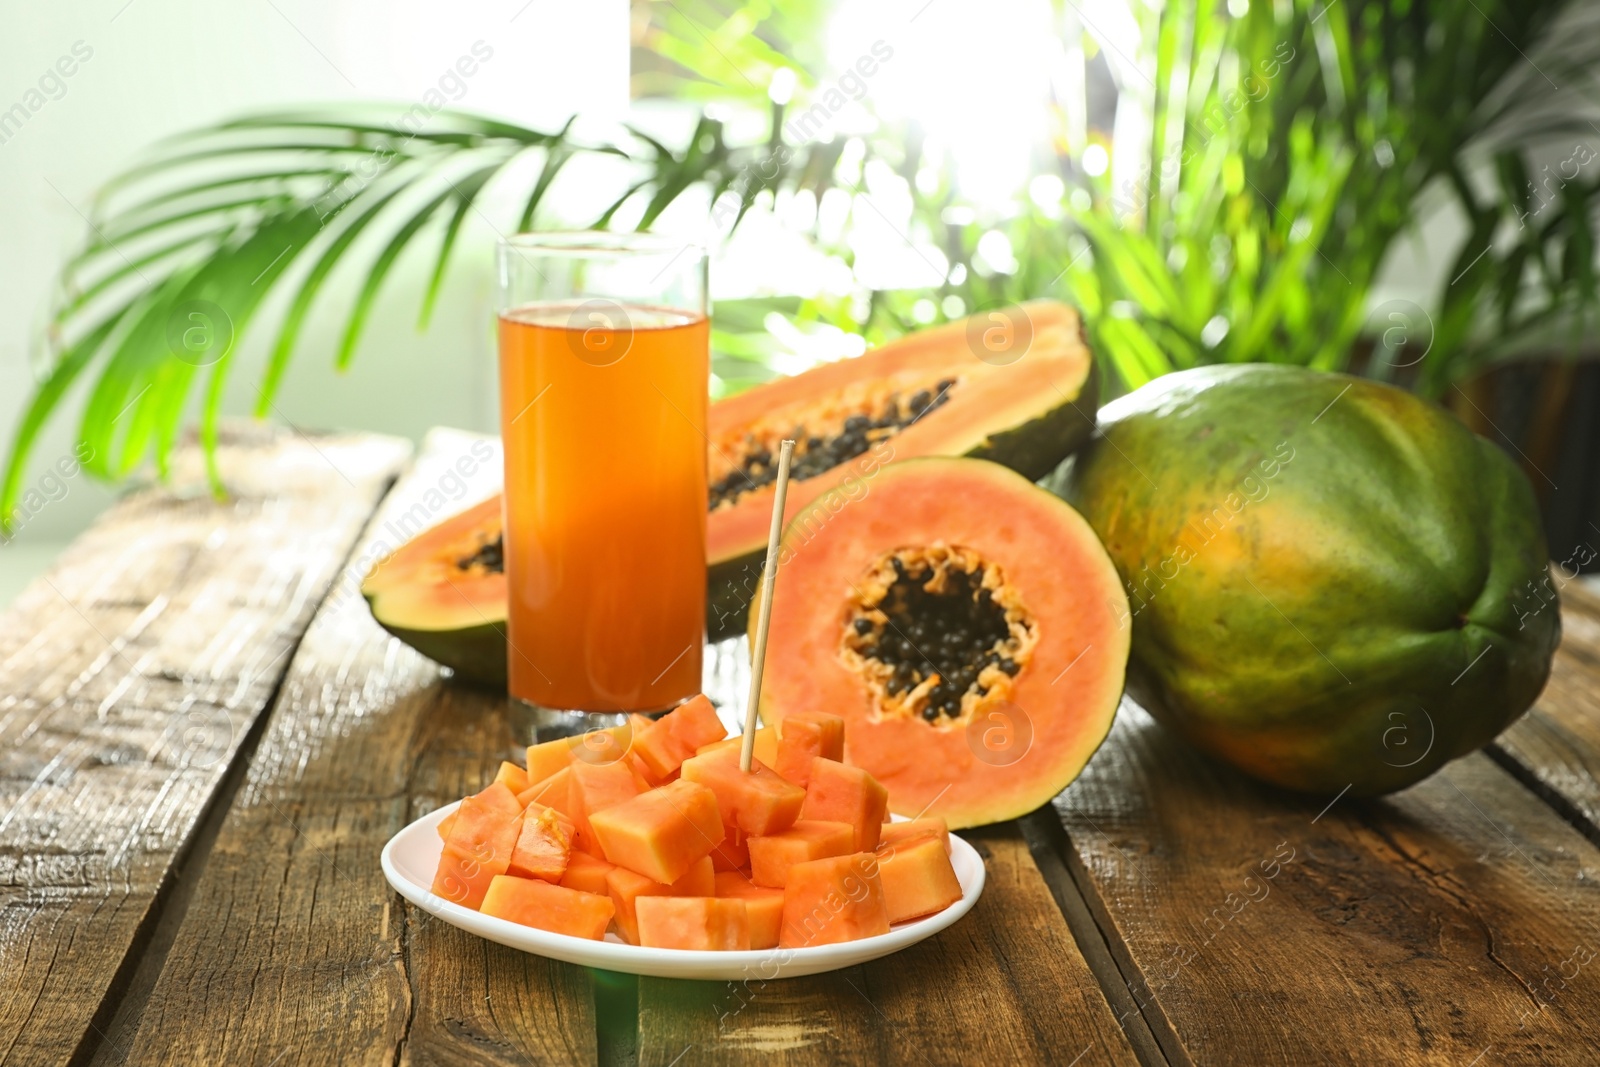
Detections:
741,439,796,773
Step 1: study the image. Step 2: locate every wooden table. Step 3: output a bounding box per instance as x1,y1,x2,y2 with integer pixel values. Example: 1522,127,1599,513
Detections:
5,426,1600,1066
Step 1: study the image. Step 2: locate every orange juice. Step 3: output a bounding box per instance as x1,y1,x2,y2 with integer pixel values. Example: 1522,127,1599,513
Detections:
498,303,708,711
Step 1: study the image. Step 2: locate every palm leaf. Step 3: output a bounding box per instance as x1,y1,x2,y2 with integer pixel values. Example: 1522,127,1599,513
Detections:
2,104,815,532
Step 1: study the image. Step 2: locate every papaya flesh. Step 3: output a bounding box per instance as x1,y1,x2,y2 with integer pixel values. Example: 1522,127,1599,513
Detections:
1063,364,1561,796
361,496,507,686
756,457,1130,829
361,304,1100,684
706,301,1098,638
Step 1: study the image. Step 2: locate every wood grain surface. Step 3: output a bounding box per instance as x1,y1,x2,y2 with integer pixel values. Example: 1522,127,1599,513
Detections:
13,423,1600,1067
0,427,408,1067
1493,577,1600,844
111,430,598,1067
1052,698,1600,1066
635,825,1140,1067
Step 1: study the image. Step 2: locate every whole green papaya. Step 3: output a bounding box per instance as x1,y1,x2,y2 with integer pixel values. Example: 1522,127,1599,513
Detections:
1063,364,1560,795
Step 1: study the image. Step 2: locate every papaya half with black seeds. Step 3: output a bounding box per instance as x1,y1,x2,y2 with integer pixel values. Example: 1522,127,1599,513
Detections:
362,304,1101,685
755,457,1130,829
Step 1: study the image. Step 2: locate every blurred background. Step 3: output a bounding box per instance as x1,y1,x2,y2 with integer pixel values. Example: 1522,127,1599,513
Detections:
4,0,1600,606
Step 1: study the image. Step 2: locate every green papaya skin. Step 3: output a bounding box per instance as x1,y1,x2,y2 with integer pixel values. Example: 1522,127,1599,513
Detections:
1063,364,1560,796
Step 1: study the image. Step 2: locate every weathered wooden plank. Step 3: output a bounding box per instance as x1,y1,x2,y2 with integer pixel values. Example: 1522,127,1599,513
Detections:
0,426,409,1067
116,429,599,1067
636,824,1142,1066
1054,698,1600,1066
1491,579,1600,843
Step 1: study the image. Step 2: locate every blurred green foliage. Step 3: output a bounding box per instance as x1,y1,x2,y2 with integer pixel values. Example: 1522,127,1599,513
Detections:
6,0,1599,526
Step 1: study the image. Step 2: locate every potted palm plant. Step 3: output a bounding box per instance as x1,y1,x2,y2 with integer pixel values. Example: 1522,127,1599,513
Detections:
7,0,1598,560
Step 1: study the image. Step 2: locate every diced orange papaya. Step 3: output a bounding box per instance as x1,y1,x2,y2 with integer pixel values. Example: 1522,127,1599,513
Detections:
606,856,716,944
568,761,645,858
631,694,728,779
878,817,951,854
631,726,684,782
431,784,524,908
627,751,663,788
525,725,632,783
680,745,805,836
567,725,633,768
588,779,724,884
799,758,889,852
480,874,614,940
432,848,498,910
696,727,779,768
635,896,750,950
517,766,574,817
675,853,716,895
493,760,530,794
666,694,728,747
558,852,615,895
774,714,845,787
875,834,963,923
526,737,571,784
710,825,750,872
748,820,855,888
778,853,891,948
507,802,576,882
437,777,526,840
714,871,784,949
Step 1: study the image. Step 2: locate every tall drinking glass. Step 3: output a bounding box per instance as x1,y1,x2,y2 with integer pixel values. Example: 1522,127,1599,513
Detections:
496,233,708,737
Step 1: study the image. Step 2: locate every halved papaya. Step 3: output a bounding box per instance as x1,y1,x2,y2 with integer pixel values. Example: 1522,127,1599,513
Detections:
756,458,1129,829
705,302,1097,636
360,496,507,686
361,304,1098,683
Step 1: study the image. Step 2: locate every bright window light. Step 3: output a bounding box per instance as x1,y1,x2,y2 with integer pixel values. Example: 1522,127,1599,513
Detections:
826,0,1056,208
769,67,797,106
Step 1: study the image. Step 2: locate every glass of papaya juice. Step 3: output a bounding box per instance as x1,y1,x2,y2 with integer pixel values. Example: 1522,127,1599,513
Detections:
495,233,708,737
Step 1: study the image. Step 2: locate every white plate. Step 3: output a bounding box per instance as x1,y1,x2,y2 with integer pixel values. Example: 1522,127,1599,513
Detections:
381,803,985,980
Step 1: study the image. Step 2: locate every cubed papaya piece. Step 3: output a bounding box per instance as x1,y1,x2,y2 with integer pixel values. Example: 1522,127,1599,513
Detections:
636,896,750,951
432,847,499,910
875,834,963,923
680,746,804,836
476,781,525,817
631,726,685,782
558,852,615,895
878,817,951,855
567,725,633,768
606,856,715,944
431,784,523,908
438,779,522,839
517,766,575,818
748,820,855,888
480,874,614,940
508,802,576,882
696,727,778,768
665,694,728,748
525,725,631,783
568,761,645,858
799,758,889,851
632,694,727,779
774,714,845,787
779,853,890,948
710,825,750,872
493,760,530,795
714,870,784,949
526,737,573,784
588,779,724,884
627,751,663,788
